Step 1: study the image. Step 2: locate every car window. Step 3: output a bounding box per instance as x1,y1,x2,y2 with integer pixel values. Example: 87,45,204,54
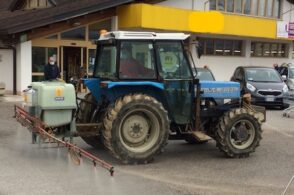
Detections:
234,68,243,80
196,69,215,81
289,68,294,79
245,68,282,82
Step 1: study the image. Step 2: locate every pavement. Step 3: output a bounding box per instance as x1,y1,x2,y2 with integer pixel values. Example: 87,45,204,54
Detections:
0,95,293,195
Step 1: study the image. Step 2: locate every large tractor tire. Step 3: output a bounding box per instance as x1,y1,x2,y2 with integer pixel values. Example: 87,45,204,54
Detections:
77,93,103,148
215,108,262,158
103,94,169,164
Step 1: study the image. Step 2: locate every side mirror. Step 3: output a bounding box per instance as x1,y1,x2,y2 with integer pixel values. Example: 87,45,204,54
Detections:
281,75,287,81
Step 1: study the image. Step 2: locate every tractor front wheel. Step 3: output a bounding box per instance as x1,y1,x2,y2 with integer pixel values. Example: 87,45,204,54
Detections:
215,108,262,158
102,94,169,164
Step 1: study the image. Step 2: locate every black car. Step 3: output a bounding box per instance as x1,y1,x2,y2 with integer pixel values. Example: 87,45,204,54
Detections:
231,66,289,108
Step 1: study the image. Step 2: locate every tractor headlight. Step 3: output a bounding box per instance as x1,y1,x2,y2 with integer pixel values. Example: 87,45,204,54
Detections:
246,83,256,92
283,84,289,93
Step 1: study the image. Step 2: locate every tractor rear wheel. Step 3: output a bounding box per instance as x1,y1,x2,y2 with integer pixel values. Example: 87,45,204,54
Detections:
77,93,103,148
215,108,262,158
102,94,169,164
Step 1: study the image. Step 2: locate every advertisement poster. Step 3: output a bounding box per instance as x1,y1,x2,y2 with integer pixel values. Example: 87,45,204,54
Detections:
277,21,294,38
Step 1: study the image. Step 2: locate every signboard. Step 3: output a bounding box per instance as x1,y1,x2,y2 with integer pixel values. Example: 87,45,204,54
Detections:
277,21,294,38
288,22,294,38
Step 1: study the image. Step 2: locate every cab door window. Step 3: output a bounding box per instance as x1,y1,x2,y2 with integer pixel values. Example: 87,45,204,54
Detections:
156,42,192,79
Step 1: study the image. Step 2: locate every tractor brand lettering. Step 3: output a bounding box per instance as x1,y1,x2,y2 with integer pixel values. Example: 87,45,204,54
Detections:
202,87,239,93
54,97,65,101
55,87,63,97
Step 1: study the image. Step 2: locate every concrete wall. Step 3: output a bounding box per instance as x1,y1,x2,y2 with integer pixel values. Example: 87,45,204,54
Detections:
157,0,294,81
0,49,13,94
17,41,32,93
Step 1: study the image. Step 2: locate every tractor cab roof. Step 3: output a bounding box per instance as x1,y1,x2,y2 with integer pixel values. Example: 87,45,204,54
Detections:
98,31,190,41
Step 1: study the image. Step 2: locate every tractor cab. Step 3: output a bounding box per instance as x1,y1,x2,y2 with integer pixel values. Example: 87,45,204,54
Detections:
90,31,195,124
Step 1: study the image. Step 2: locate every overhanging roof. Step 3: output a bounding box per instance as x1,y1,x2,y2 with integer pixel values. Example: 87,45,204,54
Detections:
118,3,285,40
0,0,134,35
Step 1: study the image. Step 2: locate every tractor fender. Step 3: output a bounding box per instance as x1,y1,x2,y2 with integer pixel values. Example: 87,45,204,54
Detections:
107,81,164,90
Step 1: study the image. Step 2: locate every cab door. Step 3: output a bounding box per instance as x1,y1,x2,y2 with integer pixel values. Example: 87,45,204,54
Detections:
155,41,193,124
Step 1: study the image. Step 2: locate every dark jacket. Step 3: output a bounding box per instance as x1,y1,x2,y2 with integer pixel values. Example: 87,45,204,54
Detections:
44,63,60,81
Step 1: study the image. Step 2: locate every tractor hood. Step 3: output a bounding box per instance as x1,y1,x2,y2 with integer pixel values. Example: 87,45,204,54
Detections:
199,81,240,99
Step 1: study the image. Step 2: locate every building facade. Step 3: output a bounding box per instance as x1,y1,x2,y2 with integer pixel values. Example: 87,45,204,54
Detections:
0,0,294,94
118,0,294,80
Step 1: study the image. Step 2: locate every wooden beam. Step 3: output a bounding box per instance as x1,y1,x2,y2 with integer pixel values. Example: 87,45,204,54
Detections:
27,8,115,40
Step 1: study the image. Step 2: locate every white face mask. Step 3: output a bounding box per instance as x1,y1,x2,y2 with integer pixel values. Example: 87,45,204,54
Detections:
49,62,55,65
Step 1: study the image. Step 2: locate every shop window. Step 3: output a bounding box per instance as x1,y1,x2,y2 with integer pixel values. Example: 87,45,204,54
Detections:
200,38,243,56
209,0,281,18
263,43,270,57
273,0,280,18
61,27,86,40
217,0,225,11
233,41,243,56
32,47,57,73
271,43,278,57
88,19,112,41
226,0,234,12
259,0,266,16
224,40,233,55
32,76,45,82
215,40,224,55
235,0,242,13
209,0,216,10
14,0,54,10
252,0,259,15
251,42,288,57
243,0,251,15
205,39,214,55
267,0,274,17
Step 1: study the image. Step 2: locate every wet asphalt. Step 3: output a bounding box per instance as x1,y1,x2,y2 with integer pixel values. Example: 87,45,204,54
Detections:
0,97,293,195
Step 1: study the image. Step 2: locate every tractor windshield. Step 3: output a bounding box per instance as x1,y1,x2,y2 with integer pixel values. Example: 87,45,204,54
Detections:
94,44,117,78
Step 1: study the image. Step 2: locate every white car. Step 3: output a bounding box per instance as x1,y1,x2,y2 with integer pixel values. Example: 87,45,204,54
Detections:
0,82,5,95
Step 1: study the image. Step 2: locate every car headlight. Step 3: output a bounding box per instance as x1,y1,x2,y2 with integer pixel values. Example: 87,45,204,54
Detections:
283,85,289,93
246,83,256,92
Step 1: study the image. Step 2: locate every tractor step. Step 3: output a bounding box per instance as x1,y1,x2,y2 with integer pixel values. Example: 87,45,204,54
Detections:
191,131,212,142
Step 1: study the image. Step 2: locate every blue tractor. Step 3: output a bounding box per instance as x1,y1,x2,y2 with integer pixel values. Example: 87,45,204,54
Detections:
77,31,265,164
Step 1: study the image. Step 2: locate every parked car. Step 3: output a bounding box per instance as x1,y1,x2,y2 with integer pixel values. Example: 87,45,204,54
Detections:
193,67,226,106
276,63,294,99
194,67,215,81
231,66,289,109
0,82,5,95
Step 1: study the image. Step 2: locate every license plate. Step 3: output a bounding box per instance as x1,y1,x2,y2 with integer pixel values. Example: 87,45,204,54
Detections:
266,97,274,102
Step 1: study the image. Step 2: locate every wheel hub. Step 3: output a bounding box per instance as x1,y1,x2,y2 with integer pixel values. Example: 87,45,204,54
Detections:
122,115,149,144
233,125,249,142
230,120,255,150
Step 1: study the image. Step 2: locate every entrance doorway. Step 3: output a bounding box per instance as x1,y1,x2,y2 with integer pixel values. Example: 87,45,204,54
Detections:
62,46,86,82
